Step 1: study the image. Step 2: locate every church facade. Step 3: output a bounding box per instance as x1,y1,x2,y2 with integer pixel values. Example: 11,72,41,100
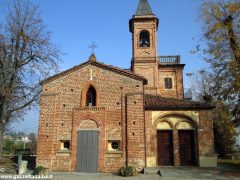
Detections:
37,0,216,172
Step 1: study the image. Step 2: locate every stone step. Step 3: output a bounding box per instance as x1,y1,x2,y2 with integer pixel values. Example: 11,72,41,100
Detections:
143,167,161,175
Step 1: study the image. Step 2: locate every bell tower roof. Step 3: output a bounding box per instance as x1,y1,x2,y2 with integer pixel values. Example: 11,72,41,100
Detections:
135,0,154,16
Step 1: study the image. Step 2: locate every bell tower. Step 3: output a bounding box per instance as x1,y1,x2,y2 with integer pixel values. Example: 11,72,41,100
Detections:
130,0,159,94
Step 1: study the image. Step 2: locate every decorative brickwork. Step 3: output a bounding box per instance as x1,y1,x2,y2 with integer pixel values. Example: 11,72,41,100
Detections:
37,0,216,173
37,63,145,172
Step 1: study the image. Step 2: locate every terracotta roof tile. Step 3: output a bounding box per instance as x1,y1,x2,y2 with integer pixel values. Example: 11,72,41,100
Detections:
145,94,214,110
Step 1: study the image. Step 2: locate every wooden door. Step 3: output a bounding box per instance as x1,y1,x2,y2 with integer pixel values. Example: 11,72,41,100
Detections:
77,131,99,172
157,130,174,165
178,130,195,166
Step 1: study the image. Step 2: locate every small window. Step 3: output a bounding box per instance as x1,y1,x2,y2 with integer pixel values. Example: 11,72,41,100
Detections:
86,85,96,106
111,142,119,150
60,140,70,150
108,140,120,151
164,77,173,89
139,30,150,47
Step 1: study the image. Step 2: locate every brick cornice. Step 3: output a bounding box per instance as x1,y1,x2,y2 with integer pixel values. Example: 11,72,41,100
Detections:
40,60,148,85
73,107,105,111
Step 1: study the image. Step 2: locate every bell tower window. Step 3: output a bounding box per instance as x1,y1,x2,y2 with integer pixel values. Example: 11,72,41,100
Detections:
86,85,96,106
139,30,150,47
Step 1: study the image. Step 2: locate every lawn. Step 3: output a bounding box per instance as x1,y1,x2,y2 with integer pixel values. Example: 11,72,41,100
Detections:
0,157,18,174
218,158,240,166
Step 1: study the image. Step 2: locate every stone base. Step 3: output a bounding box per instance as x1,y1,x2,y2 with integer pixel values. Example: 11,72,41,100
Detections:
146,157,156,167
18,160,28,175
199,156,217,167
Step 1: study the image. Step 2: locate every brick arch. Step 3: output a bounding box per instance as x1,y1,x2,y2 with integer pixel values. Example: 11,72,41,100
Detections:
81,81,99,107
154,112,199,129
153,113,199,166
79,120,98,129
153,119,174,130
71,112,105,171
77,113,103,130
175,120,196,130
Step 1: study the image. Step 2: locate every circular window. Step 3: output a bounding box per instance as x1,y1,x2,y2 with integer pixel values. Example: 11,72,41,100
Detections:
111,141,119,150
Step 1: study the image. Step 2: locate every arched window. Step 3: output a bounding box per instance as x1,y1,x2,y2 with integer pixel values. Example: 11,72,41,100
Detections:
139,30,150,47
86,85,96,106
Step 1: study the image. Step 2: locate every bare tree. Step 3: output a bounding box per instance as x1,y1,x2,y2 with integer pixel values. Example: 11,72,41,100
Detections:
187,70,213,101
194,0,240,126
0,0,61,155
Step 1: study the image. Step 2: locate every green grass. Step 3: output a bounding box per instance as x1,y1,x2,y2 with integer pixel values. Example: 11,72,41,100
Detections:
0,157,18,174
218,158,240,166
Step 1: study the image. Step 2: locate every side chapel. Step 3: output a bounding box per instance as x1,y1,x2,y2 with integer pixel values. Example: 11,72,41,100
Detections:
37,0,217,172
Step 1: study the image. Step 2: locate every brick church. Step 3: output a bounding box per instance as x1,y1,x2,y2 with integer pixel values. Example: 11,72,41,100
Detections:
37,0,216,172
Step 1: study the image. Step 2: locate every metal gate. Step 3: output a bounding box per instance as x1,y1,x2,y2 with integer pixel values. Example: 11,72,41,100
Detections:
77,130,99,172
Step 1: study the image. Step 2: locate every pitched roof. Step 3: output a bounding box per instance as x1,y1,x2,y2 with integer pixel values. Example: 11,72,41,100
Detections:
145,94,214,110
40,60,148,85
135,0,154,16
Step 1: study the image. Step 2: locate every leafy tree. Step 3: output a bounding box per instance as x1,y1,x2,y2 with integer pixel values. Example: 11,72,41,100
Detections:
3,139,15,154
3,139,23,154
213,102,238,157
0,0,61,155
188,70,238,156
196,0,240,126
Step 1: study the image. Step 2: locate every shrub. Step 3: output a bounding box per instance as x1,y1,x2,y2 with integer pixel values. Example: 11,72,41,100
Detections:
32,166,47,175
119,166,135,177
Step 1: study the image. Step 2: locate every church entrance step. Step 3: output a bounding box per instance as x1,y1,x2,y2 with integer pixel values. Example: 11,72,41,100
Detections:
143,167,161,175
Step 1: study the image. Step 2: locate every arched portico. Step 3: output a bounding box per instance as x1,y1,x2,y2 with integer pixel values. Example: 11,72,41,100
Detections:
152,113,198,166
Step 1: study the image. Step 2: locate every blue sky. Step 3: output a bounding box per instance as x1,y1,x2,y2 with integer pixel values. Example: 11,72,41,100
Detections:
0,0,208,134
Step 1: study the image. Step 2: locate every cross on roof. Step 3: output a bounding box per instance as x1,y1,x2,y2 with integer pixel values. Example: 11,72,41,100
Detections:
88,41,98,54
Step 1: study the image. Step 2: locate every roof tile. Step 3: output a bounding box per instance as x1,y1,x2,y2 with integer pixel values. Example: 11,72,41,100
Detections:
145,94,214,110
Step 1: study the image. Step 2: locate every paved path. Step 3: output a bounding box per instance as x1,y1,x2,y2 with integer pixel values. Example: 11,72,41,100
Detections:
49,169,240,180
49,165,240,180
158,166,240,180
51,173,161,180
5,166,239,180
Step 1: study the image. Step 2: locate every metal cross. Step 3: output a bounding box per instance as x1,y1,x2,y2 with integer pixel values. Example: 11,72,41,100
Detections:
88,41,98,54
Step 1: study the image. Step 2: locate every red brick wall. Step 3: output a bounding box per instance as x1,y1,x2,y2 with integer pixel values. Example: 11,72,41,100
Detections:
37,64,145,172
158,66,184,99
131,17,158,60
126,94,145,168
198,110,215,157
37,94,59,171
130,16,159,93
130,16,184,99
